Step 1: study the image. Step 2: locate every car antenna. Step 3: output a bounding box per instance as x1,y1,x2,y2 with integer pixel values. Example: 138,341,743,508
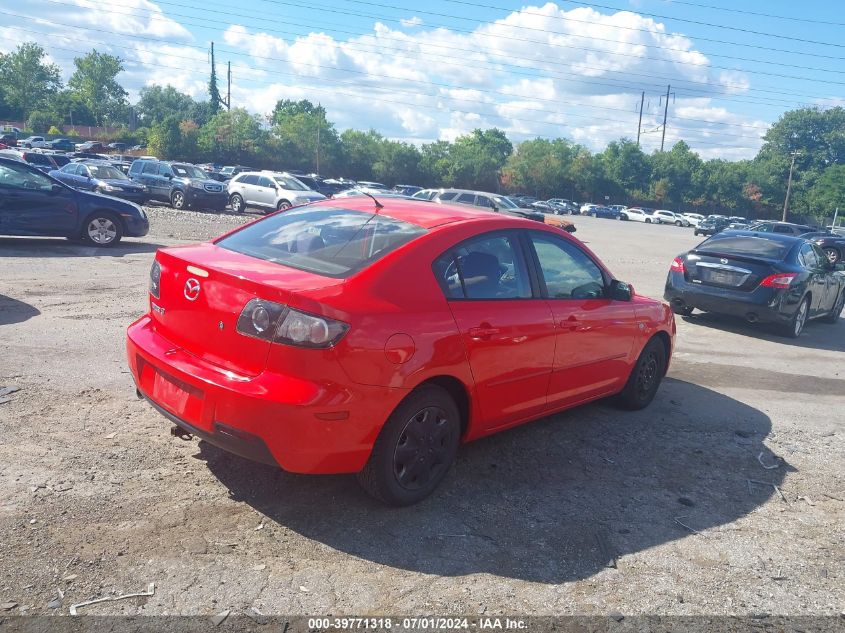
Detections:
361,190,383,212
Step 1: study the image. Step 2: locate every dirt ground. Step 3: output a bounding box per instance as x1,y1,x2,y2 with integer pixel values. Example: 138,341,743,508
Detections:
0,206,843,618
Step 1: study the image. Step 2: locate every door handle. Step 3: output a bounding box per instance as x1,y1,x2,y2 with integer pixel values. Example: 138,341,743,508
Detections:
561,316,583,330
468,325,500,340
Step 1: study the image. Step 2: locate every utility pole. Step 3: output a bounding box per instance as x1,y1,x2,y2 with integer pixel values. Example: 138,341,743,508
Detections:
315,103,321,175
226,61,231,111
660,84,671,152
782,152,800,222
636,91,644,148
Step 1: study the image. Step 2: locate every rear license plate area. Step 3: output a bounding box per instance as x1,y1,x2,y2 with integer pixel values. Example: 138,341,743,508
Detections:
698,268,744,286
141,361,207,427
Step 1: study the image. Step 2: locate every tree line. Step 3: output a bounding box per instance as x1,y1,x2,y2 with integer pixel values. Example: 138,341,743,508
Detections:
2,42,844,220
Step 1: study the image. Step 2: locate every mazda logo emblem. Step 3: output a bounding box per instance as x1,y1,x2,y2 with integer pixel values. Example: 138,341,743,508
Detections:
720,258,728,264
184,278,201,301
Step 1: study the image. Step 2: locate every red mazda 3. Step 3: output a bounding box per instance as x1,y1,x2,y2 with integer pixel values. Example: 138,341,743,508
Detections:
127,196,675,505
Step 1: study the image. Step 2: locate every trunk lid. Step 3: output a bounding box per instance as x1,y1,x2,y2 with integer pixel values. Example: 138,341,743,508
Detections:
686,250,780,292
152,244,343,376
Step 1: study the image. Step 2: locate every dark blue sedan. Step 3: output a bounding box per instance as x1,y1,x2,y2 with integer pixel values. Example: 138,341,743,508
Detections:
0,156,149,246
586,206,621,219
50,160,148,204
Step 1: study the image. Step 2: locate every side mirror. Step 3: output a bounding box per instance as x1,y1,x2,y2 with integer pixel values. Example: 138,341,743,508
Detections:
609,279,633,301
165,173,173,179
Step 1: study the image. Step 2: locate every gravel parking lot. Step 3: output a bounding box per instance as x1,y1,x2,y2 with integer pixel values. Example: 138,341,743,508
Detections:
0,206,843,617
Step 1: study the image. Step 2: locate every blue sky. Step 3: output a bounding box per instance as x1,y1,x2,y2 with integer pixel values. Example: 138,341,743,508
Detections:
2,0,843,159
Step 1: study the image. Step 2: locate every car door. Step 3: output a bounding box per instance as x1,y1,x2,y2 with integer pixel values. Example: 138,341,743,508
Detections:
75,164,96,191
139,162,162,199
525,230,640,408
255,175,276,208
235,174,258,205
809,243,839,313
798,243,829,316
434,231,556,431
54,163,78,187
0,161,78,235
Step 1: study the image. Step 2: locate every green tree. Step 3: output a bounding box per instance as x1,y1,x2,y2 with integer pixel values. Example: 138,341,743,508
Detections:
208,45,221,115
340,129,383,180
26,110,55,134
373,140,422,186
198,108,267,165
810,164,845,215
0,43,61,120
147,115,182,160
419,140,452,186
599,139,650,194
68,50,128,125
272,99,340,173
47,90,96,126
445,128,512,191
136,85,196,126
649,141,704,205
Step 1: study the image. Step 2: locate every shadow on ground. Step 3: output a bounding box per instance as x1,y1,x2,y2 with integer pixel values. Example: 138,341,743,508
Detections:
681,311,845,353
200,378,788,584
0,237,164,258
0,294,40,325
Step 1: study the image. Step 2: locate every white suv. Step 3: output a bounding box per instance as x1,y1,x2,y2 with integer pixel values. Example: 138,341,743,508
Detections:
653,210,689,226
227,171,325,213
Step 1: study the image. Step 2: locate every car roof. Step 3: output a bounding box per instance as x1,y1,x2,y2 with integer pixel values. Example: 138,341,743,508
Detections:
315,195,529,229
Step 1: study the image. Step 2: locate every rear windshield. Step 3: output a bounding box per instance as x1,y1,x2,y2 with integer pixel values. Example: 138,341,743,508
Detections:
26,154,53,165
696,235,793,261
217,207,427,277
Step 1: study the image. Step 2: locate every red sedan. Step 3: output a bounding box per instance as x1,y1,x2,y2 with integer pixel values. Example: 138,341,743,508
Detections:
127,197,675,505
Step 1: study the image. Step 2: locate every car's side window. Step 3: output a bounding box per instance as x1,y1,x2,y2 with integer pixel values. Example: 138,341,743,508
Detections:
529,232,606,300
241,175,258,186
456,193,476,205
141,162,157,175
63,164,78,175
799,244,819,269
433,233,531,300
774,225,792,234
78,166,90,178
438,192,457,201
475,196,494,208
0,163,52,191
158,164,173,177
257,176,274,188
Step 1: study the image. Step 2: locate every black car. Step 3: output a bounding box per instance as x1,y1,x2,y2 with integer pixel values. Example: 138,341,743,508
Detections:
800,231,845,265
748,221,815,236
693,216,731,236
47,138,75,152
128,159,227,210
665,231,845,337
289,173,341,197
0,149,58,173
50,160,148,204
0,156,149,246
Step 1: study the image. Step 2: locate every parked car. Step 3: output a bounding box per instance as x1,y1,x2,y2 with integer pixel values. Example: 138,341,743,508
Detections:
0,148,58,172
126,196,674,505
107,142,127,152
694,216,732,236
227,171,326,213
1,125,22,135
128,159,227,210
728,222,750,230
652,210,688,226
47,138,75,152
17,136,48,149
799,231,845,265
0,156,148,246
71,151,109,160
665,230,845,337
50,160,148,204
530,200,554,212
0,133,16,148
287,173,343,198
681,213,705,227
393,184,423,196
748,221,815,236
618,207,651,222
584,206,621,219
74,141,107,153
546,199,577,214
110,160,133,175
433,189,546,223
49,154,72,168
219,165,253,181
579,203,598,215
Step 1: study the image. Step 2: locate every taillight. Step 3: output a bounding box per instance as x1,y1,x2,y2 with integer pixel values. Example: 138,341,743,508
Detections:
149,260,161,298
236,299,349,348
670,256,686,273
760,273,797,289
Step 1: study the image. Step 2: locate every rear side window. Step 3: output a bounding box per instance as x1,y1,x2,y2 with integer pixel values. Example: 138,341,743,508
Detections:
241,174,259,185
439,192,457,201
217,207,427,277
698,235,792,260
25,153,52,166
456,193,476,204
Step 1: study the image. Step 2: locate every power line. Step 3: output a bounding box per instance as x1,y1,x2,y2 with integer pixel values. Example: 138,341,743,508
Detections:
624,0,845,28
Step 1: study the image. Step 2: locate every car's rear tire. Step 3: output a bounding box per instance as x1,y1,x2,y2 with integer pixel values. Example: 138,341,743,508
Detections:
276,199,292,211
693,229,699,236
645,218,651,224
230,193,245,213
821,289,845,324
357,384,461,506
171,190,186,210
824,247,840,265
675,220,682,226
781,296,810,338
616,336,666,410
81,211,122,247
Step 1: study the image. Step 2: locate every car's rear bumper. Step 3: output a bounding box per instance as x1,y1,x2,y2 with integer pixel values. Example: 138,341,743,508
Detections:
126,315,406,473
664,272,793,323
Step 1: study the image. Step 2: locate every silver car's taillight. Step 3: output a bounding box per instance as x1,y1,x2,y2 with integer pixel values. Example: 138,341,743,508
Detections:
236,299,348,348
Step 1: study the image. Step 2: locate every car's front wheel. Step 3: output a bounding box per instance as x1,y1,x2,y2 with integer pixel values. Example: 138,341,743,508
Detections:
675,220,682,226
170,190,186,210
81,212,122,247
357,384,461,506
276,199,292,212
616,336,666,410
230,193,245,213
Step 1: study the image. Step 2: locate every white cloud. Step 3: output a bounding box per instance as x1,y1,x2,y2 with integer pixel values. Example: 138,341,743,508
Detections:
2,0,776,158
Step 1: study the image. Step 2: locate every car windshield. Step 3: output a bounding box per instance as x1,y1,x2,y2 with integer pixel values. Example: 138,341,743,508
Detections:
172,164,206,179
696,235,793,261
492,195,518,209
273,175,309,191
88,165,128,180
217,207,427,277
